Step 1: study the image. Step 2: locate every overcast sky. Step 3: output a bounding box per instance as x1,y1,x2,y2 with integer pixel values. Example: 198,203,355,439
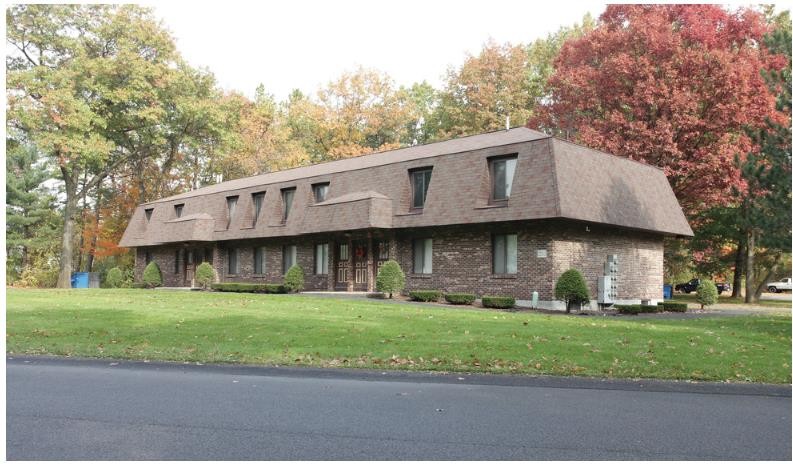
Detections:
142,0,608,100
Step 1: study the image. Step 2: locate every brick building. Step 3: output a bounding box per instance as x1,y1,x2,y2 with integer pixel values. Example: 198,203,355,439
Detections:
119,128,692,308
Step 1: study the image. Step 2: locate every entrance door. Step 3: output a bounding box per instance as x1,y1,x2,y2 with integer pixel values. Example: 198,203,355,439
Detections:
184,249,195,287
353,241,368,290
335,243,350,290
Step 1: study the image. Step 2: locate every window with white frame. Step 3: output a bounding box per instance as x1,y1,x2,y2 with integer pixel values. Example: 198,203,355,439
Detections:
412,238,432,274
492,234,518,274
315,243,329,275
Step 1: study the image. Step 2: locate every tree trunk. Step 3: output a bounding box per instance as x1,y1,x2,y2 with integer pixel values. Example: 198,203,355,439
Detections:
731,237,744,298
56,187,78,288
86,188,102,273
76,172,88,272
744,229,756,304
753,253,782,301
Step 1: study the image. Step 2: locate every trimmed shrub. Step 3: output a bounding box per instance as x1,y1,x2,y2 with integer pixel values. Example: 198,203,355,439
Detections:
375,260,405,298
195,262,216,289
554,269,590,313
481,295,515,309
131,282,148,289
105,267,124,288
284,265,305,293
614,304,641,315
210,283,288,293
640,304,660,313
444,293,476,305
661,301,687,312
142,261,162,288
696,279,718,309
367,292,386,299
409,290,442,302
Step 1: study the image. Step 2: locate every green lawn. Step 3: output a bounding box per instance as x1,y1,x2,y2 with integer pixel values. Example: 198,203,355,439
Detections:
6,288,791,383
670,292,792,309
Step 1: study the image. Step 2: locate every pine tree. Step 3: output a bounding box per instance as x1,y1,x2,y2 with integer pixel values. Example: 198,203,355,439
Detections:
5,140,61,284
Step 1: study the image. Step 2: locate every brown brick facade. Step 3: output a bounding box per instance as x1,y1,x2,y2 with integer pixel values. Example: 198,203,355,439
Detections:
135,220,664,306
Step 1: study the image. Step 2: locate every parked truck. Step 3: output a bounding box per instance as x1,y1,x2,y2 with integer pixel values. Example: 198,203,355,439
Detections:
674,278,731,295
766,278,792,293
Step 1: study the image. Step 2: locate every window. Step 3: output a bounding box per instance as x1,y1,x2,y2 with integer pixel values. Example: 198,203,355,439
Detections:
174,250,181,274
252,192,265,225
145,250,152,265
283,245,297,274
226,196,238,229
410,168,433,209
145,208,154,222
378,241,389,260
203,248,213,263
490,156,517,201
492,234,518,274
254,246,266,274
281,188,295,222
412,238,432,274
312,183,329,203
338,243,349,261
227,248,239,274
315,243,329,274
174,204,184,218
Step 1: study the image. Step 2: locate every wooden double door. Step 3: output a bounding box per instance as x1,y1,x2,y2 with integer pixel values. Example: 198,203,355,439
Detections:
335,240,389,291
182,247,213,287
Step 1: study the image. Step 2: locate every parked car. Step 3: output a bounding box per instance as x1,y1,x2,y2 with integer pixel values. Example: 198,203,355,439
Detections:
767,277,792,293
675,278,731,295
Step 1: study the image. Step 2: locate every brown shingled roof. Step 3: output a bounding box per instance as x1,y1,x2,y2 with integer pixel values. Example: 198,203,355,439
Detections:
120,128,692,247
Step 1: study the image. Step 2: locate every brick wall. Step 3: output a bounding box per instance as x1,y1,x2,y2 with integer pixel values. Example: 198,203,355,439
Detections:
134,220,664,302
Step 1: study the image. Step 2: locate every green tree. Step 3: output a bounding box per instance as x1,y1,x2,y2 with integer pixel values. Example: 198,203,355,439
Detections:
142,261,162,288
5,140,62,284
375,260,405,298
195,262,216,289
554,269,590,313
105,267,124,288
696,279,719,309
284,264,305,292
6,4,187,287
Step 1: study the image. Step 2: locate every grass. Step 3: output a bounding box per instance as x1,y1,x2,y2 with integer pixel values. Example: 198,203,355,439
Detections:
670,293,792,309
6,288,792,384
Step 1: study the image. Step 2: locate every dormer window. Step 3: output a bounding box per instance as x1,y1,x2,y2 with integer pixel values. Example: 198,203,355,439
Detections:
145,208,153,222
490,155,517,202
226,196,238,229
174,204,184,218
281,188,295,222
252,192,265,225
410,167,432,210
312,183,329,203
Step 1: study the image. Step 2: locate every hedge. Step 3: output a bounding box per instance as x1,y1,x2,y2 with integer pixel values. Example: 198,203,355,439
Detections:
142,261,162,288
195,262,216,289
210,283,288,293
614,304,641,314
443,293,476,305
481,295,515,309
409,290,442,302
284,265,305,292
105,267,124,288
661,301,687,312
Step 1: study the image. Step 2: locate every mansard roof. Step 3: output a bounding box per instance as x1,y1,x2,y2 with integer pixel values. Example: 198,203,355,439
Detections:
120,127,692,247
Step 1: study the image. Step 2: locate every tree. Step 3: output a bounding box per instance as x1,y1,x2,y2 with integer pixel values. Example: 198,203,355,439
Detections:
435,16,594,138
7,5,184,287
5,140,62,284
375,260,405,298
696,279,718,309
554,269,590,312
195,262,216,289
105,267,124,288
533,4,783,213
284,264,305,292
142,261,162,288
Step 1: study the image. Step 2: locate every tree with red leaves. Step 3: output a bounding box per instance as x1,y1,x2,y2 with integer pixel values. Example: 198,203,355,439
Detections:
533,4,786,213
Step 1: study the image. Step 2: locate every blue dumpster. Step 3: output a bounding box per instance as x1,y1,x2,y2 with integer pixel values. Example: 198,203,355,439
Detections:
663,284,673,299
71,272,90,288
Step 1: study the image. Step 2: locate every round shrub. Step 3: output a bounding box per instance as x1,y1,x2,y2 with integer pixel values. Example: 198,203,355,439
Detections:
105,267,124,288
284,264,305,292
444,293,476,305
554,269,590,313
696,279,718,309
481,296,515,309
661,301,687,312
375,260,405,298
142,261,162,288
195,262,216,289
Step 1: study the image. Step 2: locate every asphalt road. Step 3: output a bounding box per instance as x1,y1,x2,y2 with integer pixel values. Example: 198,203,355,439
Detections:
6,357,792,460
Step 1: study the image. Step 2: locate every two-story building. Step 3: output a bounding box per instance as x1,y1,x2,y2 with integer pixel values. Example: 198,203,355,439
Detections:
119,127,693,308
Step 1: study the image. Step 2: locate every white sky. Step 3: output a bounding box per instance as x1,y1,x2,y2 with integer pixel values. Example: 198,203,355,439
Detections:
142,0,608,100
